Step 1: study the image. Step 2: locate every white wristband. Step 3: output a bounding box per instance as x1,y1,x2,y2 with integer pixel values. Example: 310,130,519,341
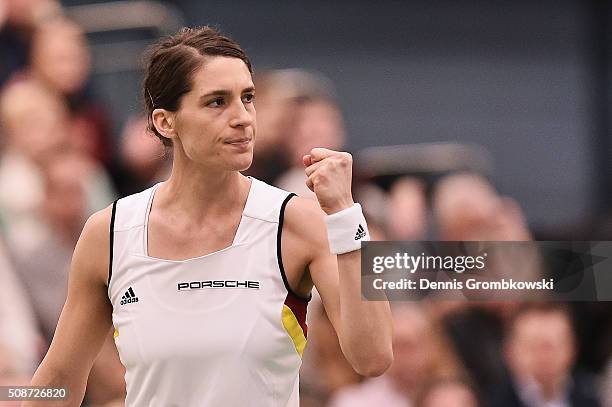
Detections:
324,203,370,255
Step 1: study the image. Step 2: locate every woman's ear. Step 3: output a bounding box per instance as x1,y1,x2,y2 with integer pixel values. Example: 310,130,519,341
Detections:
151,109,177,140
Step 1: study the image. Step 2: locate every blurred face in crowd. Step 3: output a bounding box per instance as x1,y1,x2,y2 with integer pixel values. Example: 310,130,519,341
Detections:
120,116,165,177
251,81,294,154
433,172,531,240
0,80,69,164
505,310,575,387
387,307,435,390
386,177,428,240
433,173,499,240
43,154,87,234
287,98,345,164
31,18,91,95
155,56,256,172
420,381,479,407
3,0,59,27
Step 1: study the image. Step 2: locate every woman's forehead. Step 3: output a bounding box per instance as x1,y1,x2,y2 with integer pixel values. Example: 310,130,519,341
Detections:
191,56,254,92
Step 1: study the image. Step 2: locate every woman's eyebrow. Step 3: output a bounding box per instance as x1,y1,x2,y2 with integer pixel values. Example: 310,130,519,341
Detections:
199,86,255,100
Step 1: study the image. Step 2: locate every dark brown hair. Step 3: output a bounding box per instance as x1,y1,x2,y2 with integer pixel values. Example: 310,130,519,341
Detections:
143,26,252,146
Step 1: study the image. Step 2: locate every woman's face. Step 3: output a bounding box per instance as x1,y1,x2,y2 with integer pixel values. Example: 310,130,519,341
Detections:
172,56,256,172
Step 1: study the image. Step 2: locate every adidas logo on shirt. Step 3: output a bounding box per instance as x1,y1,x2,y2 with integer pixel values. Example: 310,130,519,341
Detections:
354,224,367,240
120,287,139,305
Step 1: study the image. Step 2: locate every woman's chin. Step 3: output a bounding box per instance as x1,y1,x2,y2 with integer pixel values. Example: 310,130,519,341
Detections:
229,154,254,172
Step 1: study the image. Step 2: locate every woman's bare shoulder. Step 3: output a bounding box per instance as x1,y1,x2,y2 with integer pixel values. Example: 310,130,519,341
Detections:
283,196,329,252
72,204,114,285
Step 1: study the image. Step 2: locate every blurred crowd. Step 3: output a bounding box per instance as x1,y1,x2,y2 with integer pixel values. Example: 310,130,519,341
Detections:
0,1,610,406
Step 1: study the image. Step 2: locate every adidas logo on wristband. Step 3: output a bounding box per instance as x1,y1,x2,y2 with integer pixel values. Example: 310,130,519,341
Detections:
325,203,370,255
355,224,367,240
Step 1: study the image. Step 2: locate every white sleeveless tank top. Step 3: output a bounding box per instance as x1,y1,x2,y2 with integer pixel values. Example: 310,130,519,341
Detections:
108,177,309,407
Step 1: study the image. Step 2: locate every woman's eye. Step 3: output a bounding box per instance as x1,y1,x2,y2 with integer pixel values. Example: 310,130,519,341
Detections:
242,93,255,103
208,97,225,107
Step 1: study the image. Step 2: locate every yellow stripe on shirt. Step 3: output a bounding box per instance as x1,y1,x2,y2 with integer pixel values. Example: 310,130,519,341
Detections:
281,305,307,358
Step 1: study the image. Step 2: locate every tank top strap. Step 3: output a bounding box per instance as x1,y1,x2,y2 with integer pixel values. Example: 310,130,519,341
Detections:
232,177,294,245
114,183,160,256
242,177,294,223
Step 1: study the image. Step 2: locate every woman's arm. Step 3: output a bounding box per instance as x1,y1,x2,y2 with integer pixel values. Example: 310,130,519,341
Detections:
284,148,393,377
24,206,115,406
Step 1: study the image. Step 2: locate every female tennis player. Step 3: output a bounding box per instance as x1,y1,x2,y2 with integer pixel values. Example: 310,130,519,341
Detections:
26,26,392,406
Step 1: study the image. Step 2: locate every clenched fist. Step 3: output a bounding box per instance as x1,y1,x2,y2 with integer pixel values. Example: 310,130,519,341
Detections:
303,148,355,215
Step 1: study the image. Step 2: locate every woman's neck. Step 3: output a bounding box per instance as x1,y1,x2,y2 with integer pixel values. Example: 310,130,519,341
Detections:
156,153,251,222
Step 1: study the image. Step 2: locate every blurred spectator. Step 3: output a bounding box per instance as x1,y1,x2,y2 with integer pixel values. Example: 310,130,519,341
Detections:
274,70,346,198
287,96,345,165
384,176,428,240
28,16,113,165
0,79,70,253
15,152,100,340
416,377,480,407
328,304,464,407
493,303,601,407
109,115,169,197
13,151,125,404
0,79,115,255
429,172,540,399
355,175,429,240
0,77,69,164
0,236,41,379
432,171,531,241
0,0,61,86
429,171,537,390
430,301,519,402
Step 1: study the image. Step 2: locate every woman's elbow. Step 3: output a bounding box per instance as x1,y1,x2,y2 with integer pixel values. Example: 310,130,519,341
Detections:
352,350,394,377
